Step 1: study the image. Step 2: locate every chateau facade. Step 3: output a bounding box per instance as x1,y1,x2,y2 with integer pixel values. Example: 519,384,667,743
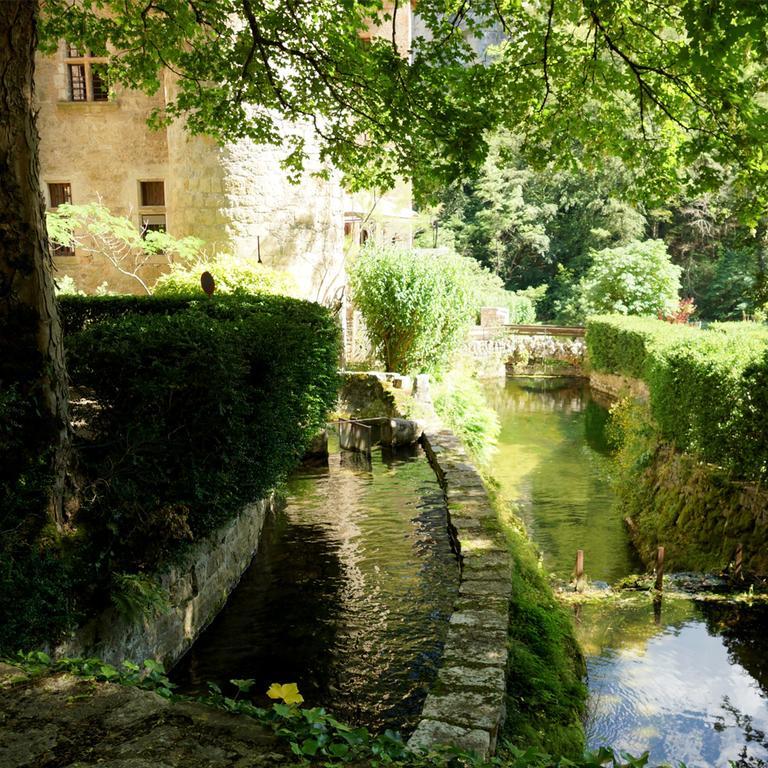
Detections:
35,5,414,301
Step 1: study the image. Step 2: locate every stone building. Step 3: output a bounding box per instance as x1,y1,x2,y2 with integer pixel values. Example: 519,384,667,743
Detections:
36,5,415,300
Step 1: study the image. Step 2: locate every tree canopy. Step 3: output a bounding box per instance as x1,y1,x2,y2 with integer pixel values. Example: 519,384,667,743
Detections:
39,1,768,210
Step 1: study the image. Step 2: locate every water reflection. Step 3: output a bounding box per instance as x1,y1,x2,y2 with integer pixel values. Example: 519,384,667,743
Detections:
485,377,640,583
171,442,458,733
487,377,768,766
580,599,768,767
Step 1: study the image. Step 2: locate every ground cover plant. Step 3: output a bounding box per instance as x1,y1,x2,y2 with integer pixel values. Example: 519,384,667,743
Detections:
3,651,663,768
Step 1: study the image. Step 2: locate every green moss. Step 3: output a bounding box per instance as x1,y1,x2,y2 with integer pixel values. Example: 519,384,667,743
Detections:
484,480,587,759
611,399,768,577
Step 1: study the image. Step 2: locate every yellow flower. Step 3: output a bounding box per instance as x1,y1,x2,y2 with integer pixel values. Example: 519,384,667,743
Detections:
266,682,304,705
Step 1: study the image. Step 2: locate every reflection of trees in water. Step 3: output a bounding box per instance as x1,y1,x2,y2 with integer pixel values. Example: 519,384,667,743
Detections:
486,378,588,415
701,602,768,699
717,696,768,767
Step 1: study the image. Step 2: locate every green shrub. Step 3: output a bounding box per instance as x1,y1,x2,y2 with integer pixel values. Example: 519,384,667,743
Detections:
585,315,698,379
348,245,480,374
559,240,681,323
433,370,500,465
58,295,193,334
65,294,340,570
153,254,297,297
586,315,768,479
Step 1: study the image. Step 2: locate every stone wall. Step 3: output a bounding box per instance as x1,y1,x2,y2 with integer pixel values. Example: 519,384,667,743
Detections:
408,430,512,758
57,496,277,669
465,328,586,379
340,373,511,759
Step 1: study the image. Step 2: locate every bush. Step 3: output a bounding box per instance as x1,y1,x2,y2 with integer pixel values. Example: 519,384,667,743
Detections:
65,294,340,570
153,254,297,297
559,240,681,323
433,369,500,464
586,315,768,479
585,315,698,379
349,245,481,374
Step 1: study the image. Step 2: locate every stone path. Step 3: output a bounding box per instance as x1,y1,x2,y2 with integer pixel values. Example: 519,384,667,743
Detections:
0,665,290,768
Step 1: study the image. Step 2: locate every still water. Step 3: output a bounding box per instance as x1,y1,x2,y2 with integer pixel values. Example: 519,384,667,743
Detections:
172,440,458,734
486,377,768,767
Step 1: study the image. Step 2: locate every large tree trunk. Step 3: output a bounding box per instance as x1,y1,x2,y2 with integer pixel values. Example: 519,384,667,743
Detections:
0,1,72,528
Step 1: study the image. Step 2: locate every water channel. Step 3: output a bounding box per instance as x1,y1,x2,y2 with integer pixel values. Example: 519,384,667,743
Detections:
486,377,768,767
171,439,459,734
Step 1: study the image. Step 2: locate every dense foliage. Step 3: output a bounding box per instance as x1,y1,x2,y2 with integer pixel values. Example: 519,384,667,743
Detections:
431,129,768,324
0,294,340,651
557,240,681,324
39,2,768,208
65,294,340,568
587,315,768,479
153,254,297,298
349,246,484,374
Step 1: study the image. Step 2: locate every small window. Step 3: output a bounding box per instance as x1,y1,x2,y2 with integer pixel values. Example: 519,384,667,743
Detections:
140,181,165,207
48,182,72,208
47,183,74,257
64,44,110,102
140,214,167,235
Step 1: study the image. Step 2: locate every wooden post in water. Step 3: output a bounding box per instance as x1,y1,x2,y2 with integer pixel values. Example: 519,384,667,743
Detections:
654,546,665,591
735,543,744,581
575,549,585,592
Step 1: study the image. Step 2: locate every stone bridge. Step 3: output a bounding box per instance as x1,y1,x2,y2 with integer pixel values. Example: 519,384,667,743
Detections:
465,315,586,378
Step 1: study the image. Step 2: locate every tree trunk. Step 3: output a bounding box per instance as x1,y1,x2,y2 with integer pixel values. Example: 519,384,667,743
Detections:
0,1,72,528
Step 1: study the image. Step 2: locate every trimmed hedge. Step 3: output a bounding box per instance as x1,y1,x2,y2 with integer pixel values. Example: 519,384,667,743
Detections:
586,315,768,479
64,294,340,570
585,315,698,379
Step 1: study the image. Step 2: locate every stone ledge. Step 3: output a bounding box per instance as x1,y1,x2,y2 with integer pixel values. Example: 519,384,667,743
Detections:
408,422,512,759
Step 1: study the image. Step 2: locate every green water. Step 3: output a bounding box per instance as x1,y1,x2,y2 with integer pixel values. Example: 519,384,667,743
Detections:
487,377,768,766
485,377,641,583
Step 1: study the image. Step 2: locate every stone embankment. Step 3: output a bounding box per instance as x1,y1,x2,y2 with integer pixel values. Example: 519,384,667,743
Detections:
339,372,512,758
407,429,512,758
57,496,278,669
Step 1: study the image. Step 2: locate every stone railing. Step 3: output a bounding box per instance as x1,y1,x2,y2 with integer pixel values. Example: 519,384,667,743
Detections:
465,326,586,378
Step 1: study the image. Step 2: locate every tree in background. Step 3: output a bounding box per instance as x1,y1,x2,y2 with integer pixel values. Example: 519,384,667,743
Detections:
5,0,768,528
557,240,682,323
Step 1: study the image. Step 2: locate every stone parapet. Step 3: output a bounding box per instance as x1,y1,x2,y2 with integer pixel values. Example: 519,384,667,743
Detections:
57,496,278,669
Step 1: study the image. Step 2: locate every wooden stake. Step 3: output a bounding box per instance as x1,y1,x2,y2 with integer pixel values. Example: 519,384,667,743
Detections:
575,549,585,592
735,543,744,580
655,546,665,591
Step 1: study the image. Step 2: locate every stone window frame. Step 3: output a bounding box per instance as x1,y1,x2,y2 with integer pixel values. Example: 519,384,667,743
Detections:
46,181,76,258
138,179,167,236
64,43,110,102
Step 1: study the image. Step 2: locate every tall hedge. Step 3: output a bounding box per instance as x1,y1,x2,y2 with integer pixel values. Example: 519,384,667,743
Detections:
64,294,340,569
586,315,768,479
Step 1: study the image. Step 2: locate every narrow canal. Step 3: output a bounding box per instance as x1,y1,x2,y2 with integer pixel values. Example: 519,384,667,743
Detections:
171,439,459,734
486,377,768,768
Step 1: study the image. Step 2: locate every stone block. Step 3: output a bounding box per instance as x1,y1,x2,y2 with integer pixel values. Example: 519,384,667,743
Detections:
380,418,422,447
449,609,508,631
421,690,504,731
407,719,491,758
480,307,509,327
437,665,506,692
